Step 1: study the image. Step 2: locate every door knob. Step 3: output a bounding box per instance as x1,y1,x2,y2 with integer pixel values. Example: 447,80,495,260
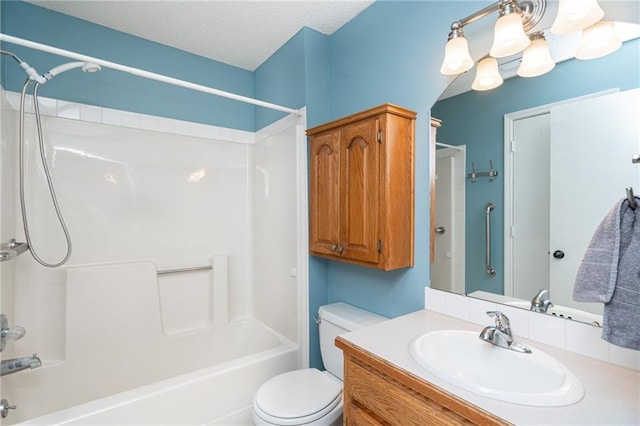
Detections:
553,250,565,259
434,226,446,234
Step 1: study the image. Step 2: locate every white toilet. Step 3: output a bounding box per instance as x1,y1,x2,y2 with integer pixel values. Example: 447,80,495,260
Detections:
252,302,386,426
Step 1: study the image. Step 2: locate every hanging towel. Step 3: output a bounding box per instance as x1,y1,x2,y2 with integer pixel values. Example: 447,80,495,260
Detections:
573,197,640,350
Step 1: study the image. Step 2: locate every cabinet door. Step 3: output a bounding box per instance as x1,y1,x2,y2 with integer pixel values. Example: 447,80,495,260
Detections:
341,117,380,263
309,131,341,255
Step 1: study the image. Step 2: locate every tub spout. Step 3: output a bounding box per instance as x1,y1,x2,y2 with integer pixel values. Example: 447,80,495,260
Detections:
1,354,42,376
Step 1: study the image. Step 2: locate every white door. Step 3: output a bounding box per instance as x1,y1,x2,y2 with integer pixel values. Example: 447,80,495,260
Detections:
549,88,640,314
432,152,455,291
432,146,465,294
511,113,550,300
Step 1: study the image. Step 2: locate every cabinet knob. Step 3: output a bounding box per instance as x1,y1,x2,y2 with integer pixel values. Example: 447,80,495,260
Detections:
330,244,338,252
336,245,344,254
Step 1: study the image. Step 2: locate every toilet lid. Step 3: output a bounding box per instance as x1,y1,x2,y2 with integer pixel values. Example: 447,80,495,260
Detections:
255,368,342,422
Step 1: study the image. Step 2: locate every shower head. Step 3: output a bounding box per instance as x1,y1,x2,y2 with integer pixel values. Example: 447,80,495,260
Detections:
43,61,101,82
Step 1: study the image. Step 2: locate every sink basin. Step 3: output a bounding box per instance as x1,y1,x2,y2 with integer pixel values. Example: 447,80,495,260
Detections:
410,330,584,407
505,300,603,326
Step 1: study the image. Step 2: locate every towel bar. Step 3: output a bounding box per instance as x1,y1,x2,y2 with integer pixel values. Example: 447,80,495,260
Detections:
157,265,212,275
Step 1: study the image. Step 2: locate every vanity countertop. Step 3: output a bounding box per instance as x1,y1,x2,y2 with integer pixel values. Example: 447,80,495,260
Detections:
339,309,640,425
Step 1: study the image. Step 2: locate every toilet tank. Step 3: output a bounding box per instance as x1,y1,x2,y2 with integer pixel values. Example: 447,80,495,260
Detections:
318,302,386,380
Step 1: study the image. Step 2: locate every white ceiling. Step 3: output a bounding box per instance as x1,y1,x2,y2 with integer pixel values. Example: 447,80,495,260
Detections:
26,0,375,71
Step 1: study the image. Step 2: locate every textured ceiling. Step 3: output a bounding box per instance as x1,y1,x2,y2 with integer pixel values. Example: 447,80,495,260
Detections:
26,0,375,71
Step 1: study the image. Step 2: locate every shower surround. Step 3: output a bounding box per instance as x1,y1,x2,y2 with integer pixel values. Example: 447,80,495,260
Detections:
0,89,307,424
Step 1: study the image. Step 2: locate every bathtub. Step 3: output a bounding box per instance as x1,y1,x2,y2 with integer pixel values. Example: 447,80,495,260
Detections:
2,258,299,425
11,318,298,425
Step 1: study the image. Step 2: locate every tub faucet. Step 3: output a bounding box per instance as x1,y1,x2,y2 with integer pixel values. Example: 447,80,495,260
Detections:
1,354,42,377
479,311,531,353
530,289,553,313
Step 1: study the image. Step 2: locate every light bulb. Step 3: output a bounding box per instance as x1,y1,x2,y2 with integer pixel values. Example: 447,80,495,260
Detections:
440,35,474,75
518,33,556,77
472,57,503,91
576,21,622,60
551,0,605,34
490,11,531,58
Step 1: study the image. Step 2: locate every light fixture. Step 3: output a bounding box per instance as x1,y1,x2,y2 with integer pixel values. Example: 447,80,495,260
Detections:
439,0,546,79
551,0,604,34
490,1,531,58
517,32,555,77
575,21,622,60
440,25,475,75
472,57,504,91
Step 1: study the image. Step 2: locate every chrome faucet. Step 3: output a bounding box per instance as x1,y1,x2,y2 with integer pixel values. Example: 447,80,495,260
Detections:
1,354,42,377
530,289,553,313
479,311,531,353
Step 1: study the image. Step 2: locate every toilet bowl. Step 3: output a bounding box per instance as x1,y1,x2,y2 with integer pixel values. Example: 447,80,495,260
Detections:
252,303,386,426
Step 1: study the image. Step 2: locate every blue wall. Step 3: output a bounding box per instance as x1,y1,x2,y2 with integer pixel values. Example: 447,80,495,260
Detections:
1,1,256,131
431,39,640,296
320,1,472,321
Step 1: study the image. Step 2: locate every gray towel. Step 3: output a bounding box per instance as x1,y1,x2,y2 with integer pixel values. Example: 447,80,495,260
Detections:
574,197,640,350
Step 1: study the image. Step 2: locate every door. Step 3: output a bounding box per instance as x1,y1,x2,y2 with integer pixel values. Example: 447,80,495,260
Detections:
511,113,551,300
309,131,341,255
509,89,639,313
549,88,640,313
431,146,466,294
340,117,380,263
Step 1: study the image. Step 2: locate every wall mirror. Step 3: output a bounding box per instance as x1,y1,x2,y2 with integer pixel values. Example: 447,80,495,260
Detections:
429,22,640,326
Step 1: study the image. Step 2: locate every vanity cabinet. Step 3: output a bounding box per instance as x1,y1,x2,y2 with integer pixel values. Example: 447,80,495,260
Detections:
306,104,416,270
336,336,510,426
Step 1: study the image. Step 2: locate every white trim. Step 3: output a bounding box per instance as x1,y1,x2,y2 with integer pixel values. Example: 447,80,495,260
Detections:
295,108,310,369
0,33,302,116
435,142,464,151
503,89,619,297
3,90,256,144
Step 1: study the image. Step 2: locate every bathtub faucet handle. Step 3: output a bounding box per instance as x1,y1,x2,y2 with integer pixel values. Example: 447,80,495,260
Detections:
0,398,16,418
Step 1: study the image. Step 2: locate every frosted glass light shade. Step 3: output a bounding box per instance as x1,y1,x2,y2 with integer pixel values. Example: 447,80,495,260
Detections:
490,12,531,58
472,57,503,91
518,36,555,77
551,0,605,34
576,21,622,60
440,36,474,75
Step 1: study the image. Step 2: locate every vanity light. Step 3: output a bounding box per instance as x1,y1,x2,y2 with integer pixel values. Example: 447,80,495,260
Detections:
440,26,475,75
490,2,531,58
517,32,555,77
575,21,622,60
472,57,503,91
551,0,605,34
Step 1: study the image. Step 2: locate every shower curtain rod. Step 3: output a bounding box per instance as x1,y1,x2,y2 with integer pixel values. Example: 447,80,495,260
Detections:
0,33,302,116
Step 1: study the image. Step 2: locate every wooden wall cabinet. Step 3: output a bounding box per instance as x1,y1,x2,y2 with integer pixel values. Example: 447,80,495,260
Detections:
306,104,416,270
336,337,510,426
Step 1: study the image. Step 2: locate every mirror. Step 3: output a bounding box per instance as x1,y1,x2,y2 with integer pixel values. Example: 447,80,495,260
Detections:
429,24,640,325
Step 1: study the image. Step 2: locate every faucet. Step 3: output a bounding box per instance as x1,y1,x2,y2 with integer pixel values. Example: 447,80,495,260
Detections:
1,354,42,377
479,311,531,353
530,289,553,313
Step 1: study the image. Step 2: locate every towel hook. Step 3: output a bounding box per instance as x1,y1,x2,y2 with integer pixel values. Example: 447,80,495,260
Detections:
626,187,637,210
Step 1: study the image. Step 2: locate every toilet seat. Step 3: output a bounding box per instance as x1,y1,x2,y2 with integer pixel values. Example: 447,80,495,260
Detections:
253,369,342,425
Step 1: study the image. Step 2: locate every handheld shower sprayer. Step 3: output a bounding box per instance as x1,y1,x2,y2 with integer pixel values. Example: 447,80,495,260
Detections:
43,61,102,82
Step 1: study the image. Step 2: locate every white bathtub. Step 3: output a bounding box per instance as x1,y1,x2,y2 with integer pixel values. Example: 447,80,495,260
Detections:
12,318,298,425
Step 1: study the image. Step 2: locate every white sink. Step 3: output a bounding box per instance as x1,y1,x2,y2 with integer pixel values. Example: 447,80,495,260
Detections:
409,330,584,407
505,300,603,326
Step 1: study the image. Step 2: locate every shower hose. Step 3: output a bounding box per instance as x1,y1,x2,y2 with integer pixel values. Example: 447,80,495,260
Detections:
19,79,72,267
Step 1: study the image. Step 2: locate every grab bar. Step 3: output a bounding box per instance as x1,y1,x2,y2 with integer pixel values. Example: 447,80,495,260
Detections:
157,265,212,275
485,203,496,277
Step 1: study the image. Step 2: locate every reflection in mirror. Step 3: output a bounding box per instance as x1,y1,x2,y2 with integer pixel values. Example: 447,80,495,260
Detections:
430,24,640,325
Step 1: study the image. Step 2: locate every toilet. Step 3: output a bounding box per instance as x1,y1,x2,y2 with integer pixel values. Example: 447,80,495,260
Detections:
252,302,386,426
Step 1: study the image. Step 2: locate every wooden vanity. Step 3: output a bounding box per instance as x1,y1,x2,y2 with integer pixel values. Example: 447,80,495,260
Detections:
335,309,640,426
336,337,509,425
